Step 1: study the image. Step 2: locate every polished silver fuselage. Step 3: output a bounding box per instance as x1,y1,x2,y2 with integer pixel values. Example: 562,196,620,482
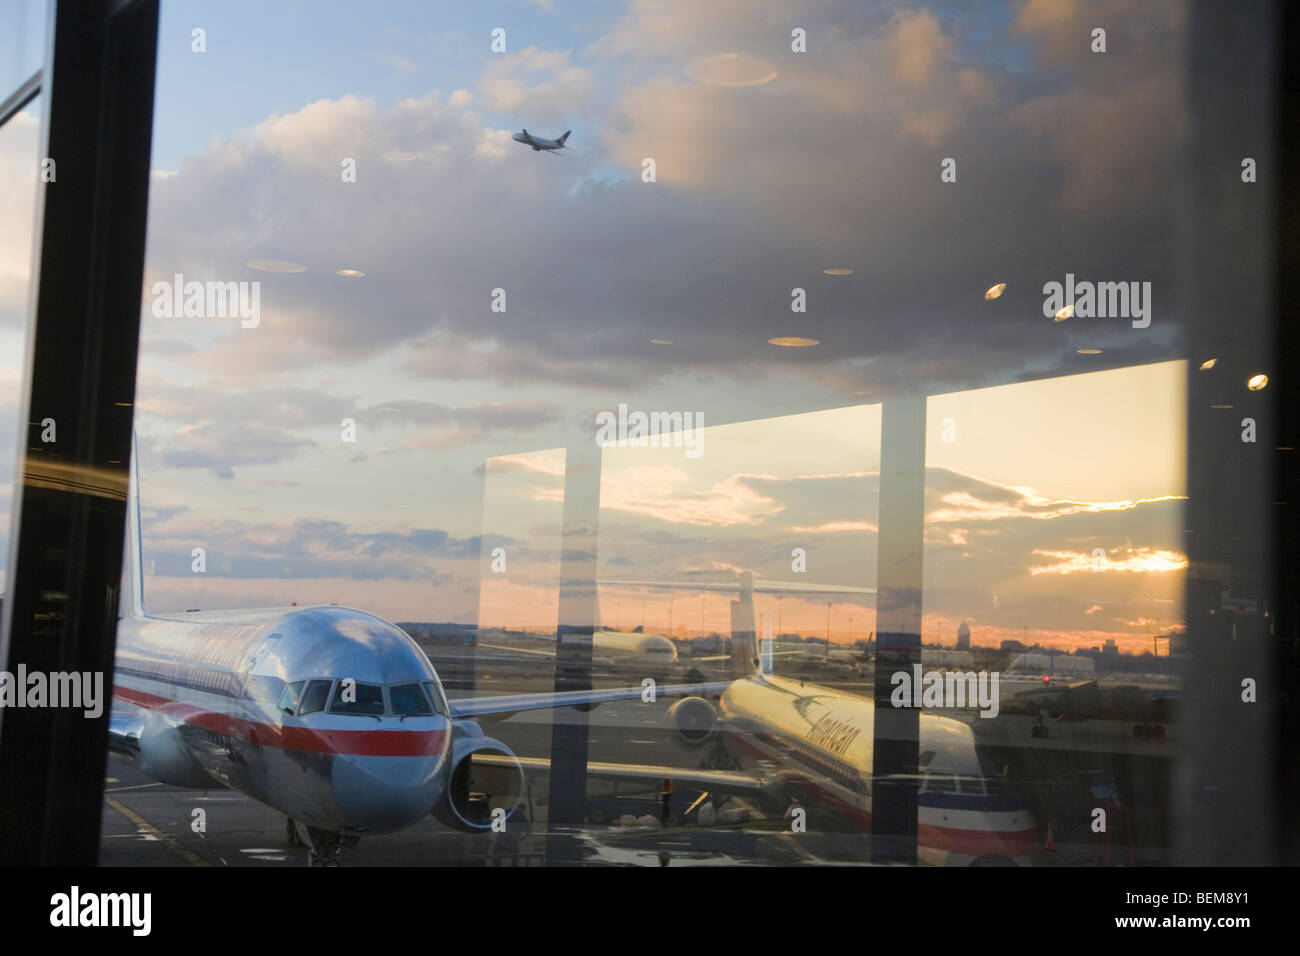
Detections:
112,605,452,834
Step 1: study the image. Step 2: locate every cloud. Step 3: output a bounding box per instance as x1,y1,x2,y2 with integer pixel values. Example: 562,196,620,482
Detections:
477,46,592,119
143,510,505,580
1028,547,1188,576
601,466,784,526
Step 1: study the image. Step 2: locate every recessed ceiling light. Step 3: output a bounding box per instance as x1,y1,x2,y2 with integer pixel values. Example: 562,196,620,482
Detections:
1077,348,1103,355
684,52,778,87
1211,403,1235,409
1053,304,1074,322
823,268,853,276
1199,358,1217,371
246,259,307,273
768,336,819,347
984,283,1006,300
1248,373,1268,391
651,338,673,345
336,269,365,278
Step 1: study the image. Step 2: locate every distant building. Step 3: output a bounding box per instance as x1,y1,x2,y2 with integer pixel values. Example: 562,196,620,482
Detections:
1000,639,1028,654
956,621,971,650
1102,638,1119,656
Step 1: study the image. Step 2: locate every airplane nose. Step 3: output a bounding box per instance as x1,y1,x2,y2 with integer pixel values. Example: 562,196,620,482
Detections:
332,754,444,832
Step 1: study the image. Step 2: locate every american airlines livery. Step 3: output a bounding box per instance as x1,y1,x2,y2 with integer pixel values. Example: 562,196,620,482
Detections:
109,452,1036,866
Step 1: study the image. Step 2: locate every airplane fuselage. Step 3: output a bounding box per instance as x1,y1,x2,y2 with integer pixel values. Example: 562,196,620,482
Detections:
714,673,1038,865
112,605,453,835
511,129,569,151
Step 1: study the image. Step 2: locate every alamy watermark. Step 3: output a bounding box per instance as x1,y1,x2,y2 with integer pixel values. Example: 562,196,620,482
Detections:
50,886,151,936
0,666,104,718
1042,273,1151,328
890,666,1000,718
151,273,260,328
595,404,704,458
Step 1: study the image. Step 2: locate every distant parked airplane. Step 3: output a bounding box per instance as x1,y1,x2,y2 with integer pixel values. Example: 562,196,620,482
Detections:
512,128,571,152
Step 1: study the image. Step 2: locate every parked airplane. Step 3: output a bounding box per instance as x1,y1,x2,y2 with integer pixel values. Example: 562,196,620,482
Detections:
107,454,1035,866
482,574,1041,865
107,449,721,865
480,630,678,684
512,128,571,152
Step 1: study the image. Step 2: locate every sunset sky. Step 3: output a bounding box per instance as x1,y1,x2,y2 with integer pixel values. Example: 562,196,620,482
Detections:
0,1,1191,654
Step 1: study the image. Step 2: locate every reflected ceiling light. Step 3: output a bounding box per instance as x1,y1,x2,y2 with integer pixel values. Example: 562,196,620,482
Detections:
1211,403,1235,409
1278,446,1296,452
769,336,819,347
382,150,416,162
246,259,307,273
1077,348,1103,354
823,268,854,276
984,282,1006,300
336,269,365,278
1198,358,1217,371
1247,373,1268,391
685,52,778,87
1053,304,1074,322
651,338,673,345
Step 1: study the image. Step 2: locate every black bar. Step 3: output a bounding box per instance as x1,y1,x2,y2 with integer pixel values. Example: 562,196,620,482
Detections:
0,0,158,865
1176,0,1279,864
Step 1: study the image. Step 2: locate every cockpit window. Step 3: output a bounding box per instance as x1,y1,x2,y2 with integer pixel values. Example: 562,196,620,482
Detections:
389,682,433,716
329,681,385,716
278,680,305,715
424,681,449,716
298,679,333,715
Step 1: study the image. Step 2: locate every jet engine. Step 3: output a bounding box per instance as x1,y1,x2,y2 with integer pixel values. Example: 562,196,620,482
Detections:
666,696,718,749
431,721,527,832
130,710,221,790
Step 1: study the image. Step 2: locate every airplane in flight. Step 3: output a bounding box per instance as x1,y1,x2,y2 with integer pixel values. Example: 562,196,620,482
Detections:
512,128,571,152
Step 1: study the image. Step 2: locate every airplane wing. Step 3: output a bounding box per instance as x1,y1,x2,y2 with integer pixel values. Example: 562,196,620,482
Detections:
448,680,730,719
473,752,779,802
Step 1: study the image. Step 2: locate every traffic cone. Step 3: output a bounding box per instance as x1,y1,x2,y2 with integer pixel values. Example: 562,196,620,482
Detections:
1044,824,1056,852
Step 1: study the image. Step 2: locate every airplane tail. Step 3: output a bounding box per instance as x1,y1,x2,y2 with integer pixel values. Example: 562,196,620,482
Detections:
600,572,874,681
559,130,571,145
122,433,147,619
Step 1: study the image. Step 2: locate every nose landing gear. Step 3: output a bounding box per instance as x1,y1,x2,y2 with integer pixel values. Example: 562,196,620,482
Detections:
288,817,356,866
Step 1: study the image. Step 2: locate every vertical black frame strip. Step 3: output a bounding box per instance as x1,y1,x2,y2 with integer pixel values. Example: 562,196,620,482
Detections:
0,0,158,865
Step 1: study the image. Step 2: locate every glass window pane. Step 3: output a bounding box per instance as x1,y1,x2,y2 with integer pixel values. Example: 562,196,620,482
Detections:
0,95,39,601
389,681,432,716
328,681,384,716
297,679,332,716
277,680,304,715
0,0,45,98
